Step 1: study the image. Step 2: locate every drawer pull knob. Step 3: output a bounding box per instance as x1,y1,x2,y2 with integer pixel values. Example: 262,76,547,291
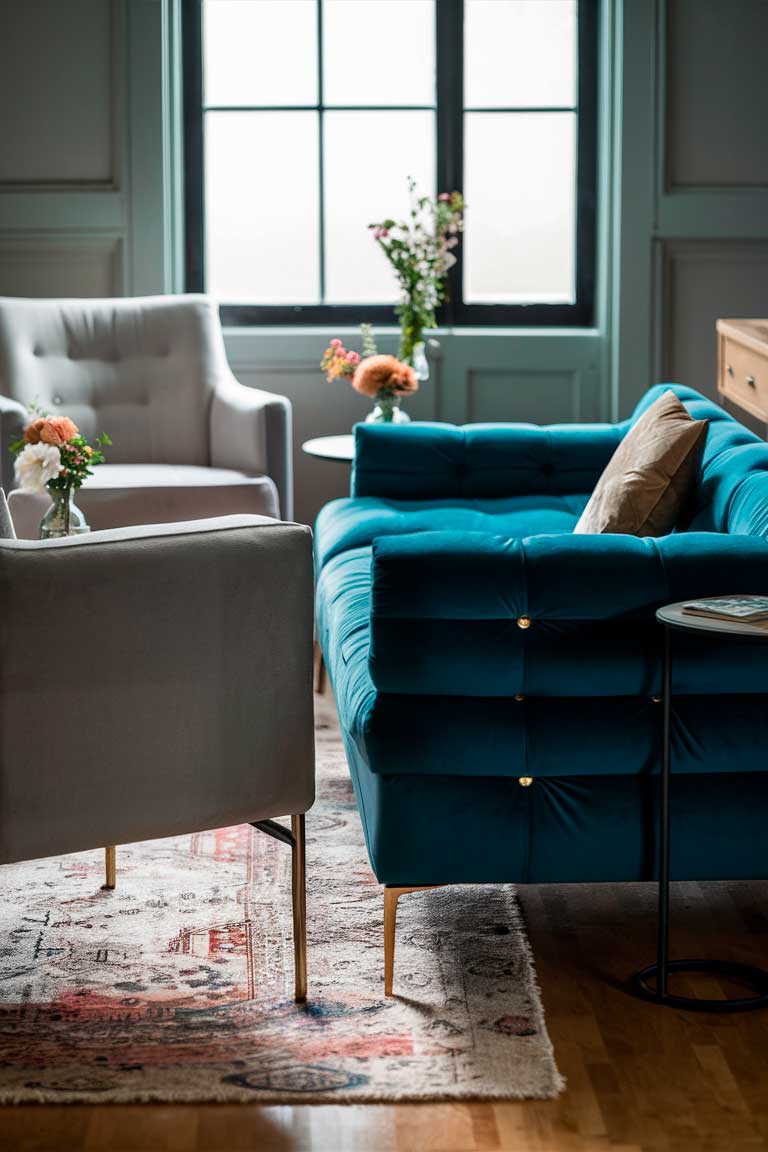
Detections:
746,374,756,388
727,364,734,377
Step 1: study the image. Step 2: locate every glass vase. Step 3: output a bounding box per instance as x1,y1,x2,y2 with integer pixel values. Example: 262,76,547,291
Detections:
365,394,412,425
40,488,90,539
411,341,430,382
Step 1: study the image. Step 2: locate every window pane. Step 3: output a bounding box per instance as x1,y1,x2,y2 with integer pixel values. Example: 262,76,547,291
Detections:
464,112,576,303
204,0,317,107
465,0,577,108
205,113,319,303
324,111,435,303
323,0,435,107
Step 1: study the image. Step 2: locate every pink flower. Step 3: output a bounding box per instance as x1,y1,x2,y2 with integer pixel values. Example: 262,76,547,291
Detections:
372,226,389,240
330,338,342,348
438,193,451,201
346,351,361,364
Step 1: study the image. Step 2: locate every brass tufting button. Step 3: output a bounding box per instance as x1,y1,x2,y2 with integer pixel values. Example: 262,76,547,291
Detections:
517,616,531,630
651,695,662,703
52,394,62,406
514,693,526,701
519,776,534,787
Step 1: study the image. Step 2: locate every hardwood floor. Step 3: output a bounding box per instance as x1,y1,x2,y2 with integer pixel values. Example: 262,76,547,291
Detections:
3,693,768,1150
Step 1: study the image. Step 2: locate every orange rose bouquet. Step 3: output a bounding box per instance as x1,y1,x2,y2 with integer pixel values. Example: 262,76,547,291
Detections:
320,325,417,424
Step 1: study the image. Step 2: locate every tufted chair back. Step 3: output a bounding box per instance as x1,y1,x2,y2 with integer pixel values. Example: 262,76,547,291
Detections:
0,295,229,472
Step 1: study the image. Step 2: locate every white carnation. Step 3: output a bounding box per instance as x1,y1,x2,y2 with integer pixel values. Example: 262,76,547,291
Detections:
14,442,62,491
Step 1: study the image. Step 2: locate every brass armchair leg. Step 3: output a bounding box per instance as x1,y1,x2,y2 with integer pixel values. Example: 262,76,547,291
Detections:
313,642,327,695
252,816,307,1002
291,814,307,1002
384,885,439,997
103,846,116,890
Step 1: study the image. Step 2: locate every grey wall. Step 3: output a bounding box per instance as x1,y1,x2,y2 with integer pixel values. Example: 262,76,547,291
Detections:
0,0,175,300
614,0,768,419
1,0,766,524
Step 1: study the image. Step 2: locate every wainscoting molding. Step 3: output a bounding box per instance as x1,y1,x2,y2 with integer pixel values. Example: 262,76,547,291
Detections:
0,0,174,300
224,328,604,525
0,0,120,191
655,239,768,400
0,236,123,300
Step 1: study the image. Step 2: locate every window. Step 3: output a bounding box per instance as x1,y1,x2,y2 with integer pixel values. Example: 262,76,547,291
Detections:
182,0,597,326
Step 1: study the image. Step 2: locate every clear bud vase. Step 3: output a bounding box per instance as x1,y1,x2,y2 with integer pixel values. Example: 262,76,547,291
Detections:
40,487,90,539
365,392,412,425
411,341,430,382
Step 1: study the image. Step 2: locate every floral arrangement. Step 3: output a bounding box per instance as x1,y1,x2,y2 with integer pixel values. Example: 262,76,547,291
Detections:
11,412,110,534
12,414,110,493
320,325,418,423
369,180,464,366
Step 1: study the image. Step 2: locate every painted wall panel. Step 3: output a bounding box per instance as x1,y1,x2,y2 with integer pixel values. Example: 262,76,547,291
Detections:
0,237,122,298
665,0,768,190
225,328,602,524
659,240,768,400
466,370,581,424
0,0,115,187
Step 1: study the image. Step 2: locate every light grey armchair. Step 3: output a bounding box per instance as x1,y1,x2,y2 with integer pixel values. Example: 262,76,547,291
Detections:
0,295,293,536
0,510,315,1000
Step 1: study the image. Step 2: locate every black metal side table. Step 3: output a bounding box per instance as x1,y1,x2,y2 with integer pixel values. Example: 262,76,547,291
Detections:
633,600,768,1011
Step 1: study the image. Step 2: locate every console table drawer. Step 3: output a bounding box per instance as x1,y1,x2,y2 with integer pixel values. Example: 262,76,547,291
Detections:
717,319,768,427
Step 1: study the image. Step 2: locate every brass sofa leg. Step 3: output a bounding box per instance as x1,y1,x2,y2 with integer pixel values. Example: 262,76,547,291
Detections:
251,816,307,1002
103,846,116,890
384,885,439,997
291,814,307,1002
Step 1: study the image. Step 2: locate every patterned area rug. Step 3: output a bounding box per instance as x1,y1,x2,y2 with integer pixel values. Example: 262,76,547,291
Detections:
0,695,563,1103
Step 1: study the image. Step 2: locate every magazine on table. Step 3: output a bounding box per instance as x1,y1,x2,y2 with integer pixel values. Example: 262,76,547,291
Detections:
682,596,768,623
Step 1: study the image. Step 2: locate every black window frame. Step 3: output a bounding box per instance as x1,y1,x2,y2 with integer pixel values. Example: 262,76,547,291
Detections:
182,0,598,328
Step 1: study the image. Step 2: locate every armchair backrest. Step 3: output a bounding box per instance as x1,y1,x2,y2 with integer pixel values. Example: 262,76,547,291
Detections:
0,295,228,466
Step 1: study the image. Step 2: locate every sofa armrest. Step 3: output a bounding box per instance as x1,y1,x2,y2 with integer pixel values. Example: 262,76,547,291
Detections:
0,516,314,864
352,421,623,500
369,531,768,696
0,394,28,492
210,374,293,519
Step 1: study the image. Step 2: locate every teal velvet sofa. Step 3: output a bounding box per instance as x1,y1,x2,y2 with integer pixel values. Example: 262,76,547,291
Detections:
315,384,768,894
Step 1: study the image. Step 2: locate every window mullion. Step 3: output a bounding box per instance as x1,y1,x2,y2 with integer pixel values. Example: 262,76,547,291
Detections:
436,0,464,322
317,0,326,304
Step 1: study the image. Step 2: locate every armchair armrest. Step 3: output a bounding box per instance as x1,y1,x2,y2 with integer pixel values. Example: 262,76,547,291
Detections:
0,394,28,491
210,374,293,519
352,421,623,500
0,516,314,865
369,531,768,697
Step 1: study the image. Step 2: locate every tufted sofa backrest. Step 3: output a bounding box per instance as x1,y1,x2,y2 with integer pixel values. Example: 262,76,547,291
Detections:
0,295,229,465
628,384,768,537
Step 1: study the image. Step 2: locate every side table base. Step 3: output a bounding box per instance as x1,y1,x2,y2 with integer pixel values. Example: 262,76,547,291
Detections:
633,958,768,1012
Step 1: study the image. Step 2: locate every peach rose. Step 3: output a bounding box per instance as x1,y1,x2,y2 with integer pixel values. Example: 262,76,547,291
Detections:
24,415,79,447
352,355,418,399
23,418,46,444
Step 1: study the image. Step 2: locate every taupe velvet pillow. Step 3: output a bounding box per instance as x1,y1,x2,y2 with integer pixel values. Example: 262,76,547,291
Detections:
574,391,707,537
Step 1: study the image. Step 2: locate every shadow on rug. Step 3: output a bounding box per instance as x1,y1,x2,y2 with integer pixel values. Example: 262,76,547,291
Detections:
0,695,564,1103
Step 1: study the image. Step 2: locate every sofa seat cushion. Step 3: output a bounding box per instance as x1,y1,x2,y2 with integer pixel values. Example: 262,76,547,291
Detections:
8,464,279,537
315,492,588,569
